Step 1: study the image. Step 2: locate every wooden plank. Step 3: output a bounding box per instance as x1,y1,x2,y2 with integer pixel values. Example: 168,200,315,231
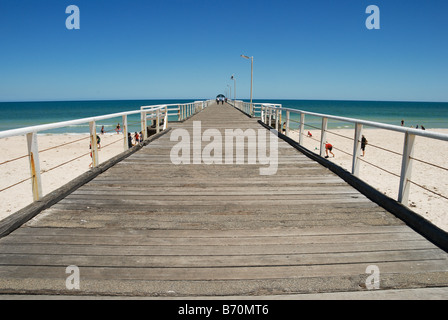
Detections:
0,240,437,256
11,225,412,237
0,260,447,281
0,232,427,247
0,249,445,268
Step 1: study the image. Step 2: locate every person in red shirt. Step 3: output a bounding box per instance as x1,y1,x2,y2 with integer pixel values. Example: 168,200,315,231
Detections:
325,142,334,158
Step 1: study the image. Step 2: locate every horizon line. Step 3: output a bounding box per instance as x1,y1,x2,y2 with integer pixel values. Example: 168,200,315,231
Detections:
1,98,448,104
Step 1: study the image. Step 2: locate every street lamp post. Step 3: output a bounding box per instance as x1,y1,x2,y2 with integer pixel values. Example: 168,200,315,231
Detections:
240,54,253,116
231,74,236,101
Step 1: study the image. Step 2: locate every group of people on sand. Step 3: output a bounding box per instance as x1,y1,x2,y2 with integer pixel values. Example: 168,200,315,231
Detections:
128,131,143,148
401,119,426,130
89,123,143,168
114,122,144,147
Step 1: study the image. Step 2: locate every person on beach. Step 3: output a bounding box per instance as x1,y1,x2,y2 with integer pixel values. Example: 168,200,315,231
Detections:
401,120,404,126
128,132,133,148
307,131,312,137
134,132,139,145
96,135,101,150
361,135,367,157
325,142,334,158
101,126,105,134
89,143,93,168
116,123,121,134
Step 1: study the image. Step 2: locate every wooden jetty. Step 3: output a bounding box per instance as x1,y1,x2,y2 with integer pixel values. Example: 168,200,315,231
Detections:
0,102,447,298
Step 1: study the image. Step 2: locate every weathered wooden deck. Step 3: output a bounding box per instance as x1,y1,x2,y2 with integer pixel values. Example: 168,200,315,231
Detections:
0,103,447,298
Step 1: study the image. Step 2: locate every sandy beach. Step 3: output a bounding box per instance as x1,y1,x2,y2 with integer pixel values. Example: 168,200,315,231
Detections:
1,127,447,232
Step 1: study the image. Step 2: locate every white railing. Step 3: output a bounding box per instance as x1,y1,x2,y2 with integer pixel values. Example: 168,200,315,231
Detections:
177,101,209,121
0,100,208,206
249,103,448,211
141,101,209,124
229,100,274,118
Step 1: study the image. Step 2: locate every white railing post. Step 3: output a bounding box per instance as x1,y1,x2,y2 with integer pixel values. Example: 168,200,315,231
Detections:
268,107,272,127
352,123,363,177
279,109,282,132
156,109,160,133
122,114,128,150
320,117,328,157
265,105,268,124
398,132,416,205
141,111,147,140
275,108,279,131
299,113,305,146
164,105,168,130
286,111,290,137
26,132,43,201
89,121,99,167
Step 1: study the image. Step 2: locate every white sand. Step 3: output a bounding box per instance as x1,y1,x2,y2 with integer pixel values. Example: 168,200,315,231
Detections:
1,128,447,232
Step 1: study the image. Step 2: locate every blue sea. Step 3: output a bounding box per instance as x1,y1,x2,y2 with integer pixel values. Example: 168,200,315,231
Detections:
0,99,447,134
0,99,193,134
260,99,448,130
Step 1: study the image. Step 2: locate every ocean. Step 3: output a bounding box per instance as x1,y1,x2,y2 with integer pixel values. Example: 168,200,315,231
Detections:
0,99,447,134
0,99,193,134
260,99,448,130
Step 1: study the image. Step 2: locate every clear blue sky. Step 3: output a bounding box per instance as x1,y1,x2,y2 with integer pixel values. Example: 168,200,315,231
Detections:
1,0,447,102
